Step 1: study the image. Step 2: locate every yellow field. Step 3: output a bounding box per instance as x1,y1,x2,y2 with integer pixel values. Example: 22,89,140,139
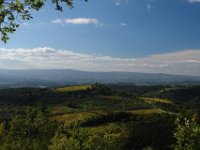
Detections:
55,85,91,92
127,108,164,114
51,112,96,122
141,97,172,104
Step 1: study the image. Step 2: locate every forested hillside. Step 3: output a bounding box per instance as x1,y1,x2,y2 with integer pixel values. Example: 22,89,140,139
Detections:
0,84,200,150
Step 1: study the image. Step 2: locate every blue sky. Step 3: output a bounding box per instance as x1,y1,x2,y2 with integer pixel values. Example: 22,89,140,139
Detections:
1,0,200,75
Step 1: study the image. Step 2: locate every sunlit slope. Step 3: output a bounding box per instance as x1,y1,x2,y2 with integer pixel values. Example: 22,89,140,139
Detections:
55,85,91,92
141,97,173,104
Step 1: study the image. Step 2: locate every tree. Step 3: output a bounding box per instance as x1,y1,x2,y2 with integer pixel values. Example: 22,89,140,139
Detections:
0,107,58,150
50,121,128,150
0,0,87,43
173,116,200,150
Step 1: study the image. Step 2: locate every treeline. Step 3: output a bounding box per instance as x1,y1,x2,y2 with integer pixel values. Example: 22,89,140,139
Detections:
0,106,177,150
1,107,199,150
0,84,200,149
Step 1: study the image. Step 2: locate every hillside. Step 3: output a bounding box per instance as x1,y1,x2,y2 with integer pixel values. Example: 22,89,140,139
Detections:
0,84,199,150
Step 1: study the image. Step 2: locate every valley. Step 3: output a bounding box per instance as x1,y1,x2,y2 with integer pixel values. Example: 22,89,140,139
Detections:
0,83,199,149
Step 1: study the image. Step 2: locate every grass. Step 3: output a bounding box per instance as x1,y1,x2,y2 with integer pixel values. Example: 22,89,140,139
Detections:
77,99,114,111
51,112,97,122
127,108,164,114
55,85,91,92
47,94,175,122
97,95,122,101
141,97,173,104
47,105,75,115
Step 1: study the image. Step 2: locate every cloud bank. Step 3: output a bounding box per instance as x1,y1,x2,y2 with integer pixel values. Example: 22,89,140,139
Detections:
0,47,200,76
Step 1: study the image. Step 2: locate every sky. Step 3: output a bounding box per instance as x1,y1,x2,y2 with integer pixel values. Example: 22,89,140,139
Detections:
1,0,200,76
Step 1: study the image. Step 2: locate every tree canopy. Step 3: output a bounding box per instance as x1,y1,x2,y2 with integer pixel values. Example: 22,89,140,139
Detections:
0,0,87,43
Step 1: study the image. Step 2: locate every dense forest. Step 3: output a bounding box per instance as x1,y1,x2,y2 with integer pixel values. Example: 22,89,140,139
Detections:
0,84,200,149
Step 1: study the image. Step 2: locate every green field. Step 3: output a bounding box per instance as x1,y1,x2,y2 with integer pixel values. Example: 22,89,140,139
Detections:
127,108,164,114
47,105,75,115
0,84,197,150
141,97,173,104
55,85,92,92
51,112,97,122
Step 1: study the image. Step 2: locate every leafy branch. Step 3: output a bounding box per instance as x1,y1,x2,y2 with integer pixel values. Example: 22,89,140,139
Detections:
0,0,87,43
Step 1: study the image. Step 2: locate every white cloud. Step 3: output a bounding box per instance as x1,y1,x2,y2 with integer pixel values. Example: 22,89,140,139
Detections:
187,0,200,3
65,18,100,25
0,48,200,76
51,18,101,26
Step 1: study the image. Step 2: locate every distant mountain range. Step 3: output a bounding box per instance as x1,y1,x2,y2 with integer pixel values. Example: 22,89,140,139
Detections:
0,69,200,88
